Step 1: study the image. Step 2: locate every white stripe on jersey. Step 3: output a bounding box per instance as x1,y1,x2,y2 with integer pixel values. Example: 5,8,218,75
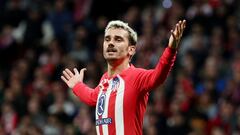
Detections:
96,126,100,135
115,75,125,135
96,90,103,135
102,82,112,135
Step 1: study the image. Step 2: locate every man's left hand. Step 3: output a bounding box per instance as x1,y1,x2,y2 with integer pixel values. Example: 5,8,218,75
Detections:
168,20,186,49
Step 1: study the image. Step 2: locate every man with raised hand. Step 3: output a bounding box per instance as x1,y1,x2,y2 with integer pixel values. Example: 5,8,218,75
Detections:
61,20,186,135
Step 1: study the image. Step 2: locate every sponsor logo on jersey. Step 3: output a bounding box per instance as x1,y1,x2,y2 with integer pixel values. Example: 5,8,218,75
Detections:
97,93,106,116
96,118,112,126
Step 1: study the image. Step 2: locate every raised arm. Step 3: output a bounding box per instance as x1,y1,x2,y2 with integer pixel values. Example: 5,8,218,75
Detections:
137,20,186,92
61,68,98,106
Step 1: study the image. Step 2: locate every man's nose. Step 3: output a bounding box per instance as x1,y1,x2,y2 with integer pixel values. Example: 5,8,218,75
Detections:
108,43,114,47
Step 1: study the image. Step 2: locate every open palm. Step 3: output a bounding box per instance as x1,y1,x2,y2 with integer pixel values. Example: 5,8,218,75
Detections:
168,20,186,49
61,68,86,88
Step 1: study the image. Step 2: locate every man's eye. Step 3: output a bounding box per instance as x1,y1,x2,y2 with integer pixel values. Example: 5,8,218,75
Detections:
105,38,110,41
116,38,122,42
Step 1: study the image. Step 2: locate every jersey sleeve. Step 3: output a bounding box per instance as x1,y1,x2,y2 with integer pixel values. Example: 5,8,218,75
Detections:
136,47,177,93
72,82,99,106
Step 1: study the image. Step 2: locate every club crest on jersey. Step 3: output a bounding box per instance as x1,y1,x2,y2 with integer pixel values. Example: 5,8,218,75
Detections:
111,76,120,92
97,93,106,116
99,79,109,91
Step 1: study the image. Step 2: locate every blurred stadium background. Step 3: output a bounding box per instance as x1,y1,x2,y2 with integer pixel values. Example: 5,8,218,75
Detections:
0,0,240,134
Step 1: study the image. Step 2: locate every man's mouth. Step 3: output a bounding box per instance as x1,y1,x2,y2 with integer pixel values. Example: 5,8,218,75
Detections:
107,48,117,52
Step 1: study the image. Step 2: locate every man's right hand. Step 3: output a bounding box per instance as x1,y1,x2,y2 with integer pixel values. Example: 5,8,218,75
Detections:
61,68,86,88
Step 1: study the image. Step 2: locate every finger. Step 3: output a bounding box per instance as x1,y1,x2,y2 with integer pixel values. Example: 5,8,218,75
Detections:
61,75,68,84
178,20,182,29
183,20,186,29
79,68,87,82
80,68,87,75
177,23,180,38
171,30,176,40
183,19,186,26
180,20,185,31
180,20,186,36
179,24,183,37
174,23,179,38
65,68,74,77
63,70,71,79
73,68,79,75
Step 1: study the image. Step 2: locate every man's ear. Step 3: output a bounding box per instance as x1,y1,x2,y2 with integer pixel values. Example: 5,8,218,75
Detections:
128,45,136,56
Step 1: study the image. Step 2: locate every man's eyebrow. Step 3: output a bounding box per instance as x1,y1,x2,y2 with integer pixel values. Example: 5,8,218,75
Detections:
104,35,110,38
104,35,123,38
115,35,124,39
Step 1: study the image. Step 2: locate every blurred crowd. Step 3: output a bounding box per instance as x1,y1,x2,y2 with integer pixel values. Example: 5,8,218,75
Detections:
0,0,240,135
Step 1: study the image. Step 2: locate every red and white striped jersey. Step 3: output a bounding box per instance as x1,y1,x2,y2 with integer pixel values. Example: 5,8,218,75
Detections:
73,47,176,135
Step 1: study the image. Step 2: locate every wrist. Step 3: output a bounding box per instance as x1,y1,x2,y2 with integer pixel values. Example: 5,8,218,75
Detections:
167,46,177,53
168,39,179,49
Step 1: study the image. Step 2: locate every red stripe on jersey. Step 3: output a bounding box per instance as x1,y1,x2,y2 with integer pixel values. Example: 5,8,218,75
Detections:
108,91,116,135
98,115,103,135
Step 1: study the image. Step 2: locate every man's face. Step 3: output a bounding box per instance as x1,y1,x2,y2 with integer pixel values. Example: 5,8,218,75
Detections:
103,28,133,61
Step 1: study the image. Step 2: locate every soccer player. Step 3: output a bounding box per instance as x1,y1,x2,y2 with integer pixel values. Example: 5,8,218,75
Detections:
61,19,186,135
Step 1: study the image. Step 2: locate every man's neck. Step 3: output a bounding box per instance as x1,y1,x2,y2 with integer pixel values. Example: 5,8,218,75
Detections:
107,59,130,78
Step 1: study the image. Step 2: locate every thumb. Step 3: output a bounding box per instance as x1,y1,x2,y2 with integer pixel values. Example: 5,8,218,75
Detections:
79,68,87,82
